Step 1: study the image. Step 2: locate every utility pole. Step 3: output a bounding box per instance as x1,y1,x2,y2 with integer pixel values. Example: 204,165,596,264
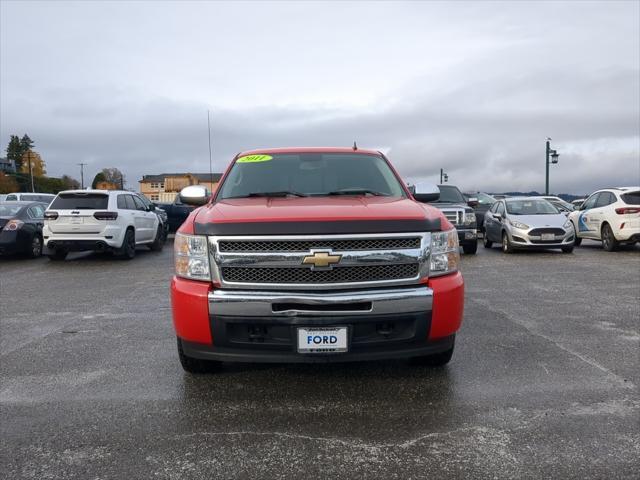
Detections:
77,163,87,189
27,151,35,192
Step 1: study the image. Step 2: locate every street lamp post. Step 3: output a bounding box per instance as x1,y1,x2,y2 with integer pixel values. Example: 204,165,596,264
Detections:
545,138,560,195
440,168,449,184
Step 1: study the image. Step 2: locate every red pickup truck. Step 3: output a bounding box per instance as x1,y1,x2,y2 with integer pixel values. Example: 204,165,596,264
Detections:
171,147,464,372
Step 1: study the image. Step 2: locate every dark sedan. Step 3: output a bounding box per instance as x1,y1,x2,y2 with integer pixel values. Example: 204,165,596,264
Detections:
0,201,47,258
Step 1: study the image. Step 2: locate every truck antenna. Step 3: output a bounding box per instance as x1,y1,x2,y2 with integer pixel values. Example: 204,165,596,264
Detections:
352,141,358,151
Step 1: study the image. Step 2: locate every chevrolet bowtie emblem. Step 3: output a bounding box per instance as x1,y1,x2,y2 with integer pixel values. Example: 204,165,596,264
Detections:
302,251,342,270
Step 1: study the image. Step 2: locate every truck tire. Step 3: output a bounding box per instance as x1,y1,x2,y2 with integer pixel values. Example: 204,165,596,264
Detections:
117,228,136,259
47,249,67,261
601,224,618,252
177,338,220,374
410,340,455,367
462,241,478,254
148,225,166,251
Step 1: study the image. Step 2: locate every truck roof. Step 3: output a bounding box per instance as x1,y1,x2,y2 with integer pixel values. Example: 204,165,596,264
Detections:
237,147,383,157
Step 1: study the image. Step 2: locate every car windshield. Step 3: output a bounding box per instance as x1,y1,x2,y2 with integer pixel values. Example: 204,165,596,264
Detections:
506,199,559,215
432,185,466,203
0,204,23,216
468,192,496,204
50,193,109,210
217,153,406,199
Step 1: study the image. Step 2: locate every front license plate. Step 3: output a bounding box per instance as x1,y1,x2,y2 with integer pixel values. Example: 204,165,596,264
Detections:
541,233,555,241
297,327,348,353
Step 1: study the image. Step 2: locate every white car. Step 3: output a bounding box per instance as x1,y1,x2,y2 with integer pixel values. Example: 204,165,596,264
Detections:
4,192,56,204
569,187,640,251
43,189,165,260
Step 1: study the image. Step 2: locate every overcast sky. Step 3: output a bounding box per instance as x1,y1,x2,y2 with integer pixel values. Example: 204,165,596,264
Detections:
1,0,639,194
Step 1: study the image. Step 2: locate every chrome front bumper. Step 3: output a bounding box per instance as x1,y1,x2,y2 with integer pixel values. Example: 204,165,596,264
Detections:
208,285,433,317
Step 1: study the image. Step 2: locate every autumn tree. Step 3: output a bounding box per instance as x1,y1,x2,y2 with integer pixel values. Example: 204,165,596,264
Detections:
19,150,46,177
91,172,106,189
101,167,125,188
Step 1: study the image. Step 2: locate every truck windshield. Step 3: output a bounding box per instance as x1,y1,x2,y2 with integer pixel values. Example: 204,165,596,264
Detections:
217,153,406,200
433,185,466,203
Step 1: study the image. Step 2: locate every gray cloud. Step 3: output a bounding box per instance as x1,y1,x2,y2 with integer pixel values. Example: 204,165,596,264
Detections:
1,1,638,195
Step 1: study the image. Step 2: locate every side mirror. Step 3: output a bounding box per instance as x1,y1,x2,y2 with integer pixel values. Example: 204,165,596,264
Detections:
147,204,155,211
412,182,440,203
179,185,210,206
467,197,479,208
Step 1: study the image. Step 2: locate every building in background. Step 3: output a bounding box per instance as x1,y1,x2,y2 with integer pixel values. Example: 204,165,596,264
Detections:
139,173,223,202
0,157,16,173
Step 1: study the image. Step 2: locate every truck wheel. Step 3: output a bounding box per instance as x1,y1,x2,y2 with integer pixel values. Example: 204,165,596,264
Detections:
502,232,513,254
47,249,67,261
410,342,455,367
177,338,220,374
601,224,618,252
462,241,478,254
117,228,136,259
148,225,166,252
483,235,493,248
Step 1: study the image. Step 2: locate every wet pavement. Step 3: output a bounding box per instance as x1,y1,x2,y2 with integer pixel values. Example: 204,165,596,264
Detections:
1,239,639,479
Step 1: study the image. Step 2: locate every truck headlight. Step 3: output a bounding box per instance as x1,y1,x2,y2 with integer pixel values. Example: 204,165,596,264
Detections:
174,233,210,281
430,229,460,277
463,212,476,225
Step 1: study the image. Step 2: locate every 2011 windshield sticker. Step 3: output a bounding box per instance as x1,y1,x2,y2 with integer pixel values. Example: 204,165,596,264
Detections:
237,154,273,163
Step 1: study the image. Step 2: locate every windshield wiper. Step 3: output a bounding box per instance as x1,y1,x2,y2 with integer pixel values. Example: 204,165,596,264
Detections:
227,191,308,199
326,189,389,196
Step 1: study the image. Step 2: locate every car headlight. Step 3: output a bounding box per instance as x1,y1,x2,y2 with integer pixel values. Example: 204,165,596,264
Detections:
430,229,460,277
509,219,530,230
563,219,573,230
174,233,210,281
464,212,476,225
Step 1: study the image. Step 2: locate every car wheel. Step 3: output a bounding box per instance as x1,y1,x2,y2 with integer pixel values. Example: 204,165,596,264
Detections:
561,246,574,254
177,338,221,374
410,340,455,367
47,249,68,261
601,224,618,252
118,229,136,259
148,225,166,251
29,235,43,258
502,232,513,253
462,241,478,254
483,234,493,248
574,236,582,246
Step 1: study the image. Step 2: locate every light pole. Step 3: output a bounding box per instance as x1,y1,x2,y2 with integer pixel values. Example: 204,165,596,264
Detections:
440,168,449,184
77,163,87,189
545,138,560,195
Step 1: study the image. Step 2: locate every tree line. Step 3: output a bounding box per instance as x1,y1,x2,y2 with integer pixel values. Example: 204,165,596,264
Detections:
1,134,126,194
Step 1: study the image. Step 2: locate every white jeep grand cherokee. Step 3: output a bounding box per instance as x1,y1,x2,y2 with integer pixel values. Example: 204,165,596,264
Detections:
43,189,165,260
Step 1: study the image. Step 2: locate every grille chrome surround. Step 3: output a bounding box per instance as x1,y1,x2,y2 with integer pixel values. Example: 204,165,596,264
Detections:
221,264,419,284
218,237,421,252
441,209,464,226
208,232,431,291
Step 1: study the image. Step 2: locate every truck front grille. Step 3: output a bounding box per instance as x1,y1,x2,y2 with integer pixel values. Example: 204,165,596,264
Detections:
218,237,421,252
443,211,461,225
221,264,420,284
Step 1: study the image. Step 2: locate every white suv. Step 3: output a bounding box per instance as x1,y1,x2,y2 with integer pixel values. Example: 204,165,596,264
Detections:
43,190,165,260
569,186,640,251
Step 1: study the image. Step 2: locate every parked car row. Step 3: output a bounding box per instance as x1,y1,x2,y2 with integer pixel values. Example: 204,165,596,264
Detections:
0,189,168,260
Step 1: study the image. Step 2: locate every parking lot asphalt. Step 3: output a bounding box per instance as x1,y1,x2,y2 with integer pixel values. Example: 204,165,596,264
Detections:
1,239,639,479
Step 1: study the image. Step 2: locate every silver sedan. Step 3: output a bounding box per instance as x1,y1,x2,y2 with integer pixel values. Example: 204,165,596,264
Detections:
483,197,576,253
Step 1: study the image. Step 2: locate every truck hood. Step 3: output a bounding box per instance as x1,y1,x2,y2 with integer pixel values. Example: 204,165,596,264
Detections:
428,201,471,211
192,196,447,236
